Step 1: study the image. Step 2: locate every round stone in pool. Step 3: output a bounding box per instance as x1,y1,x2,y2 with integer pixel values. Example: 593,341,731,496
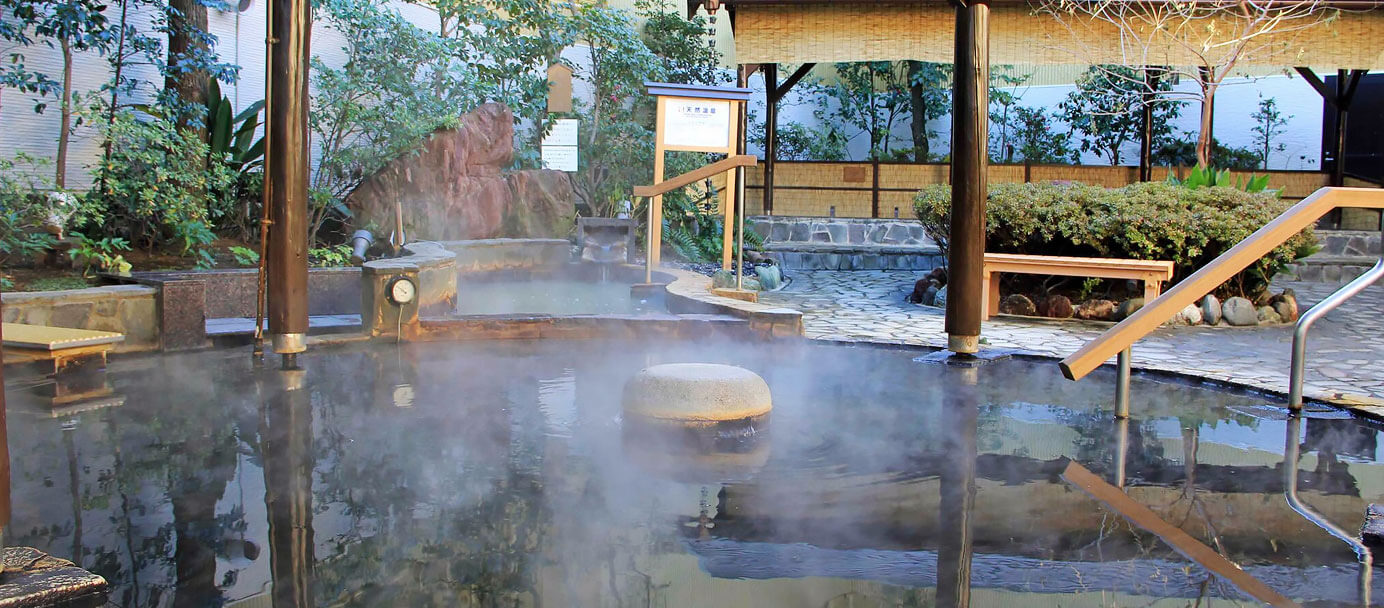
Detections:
622,363,772,427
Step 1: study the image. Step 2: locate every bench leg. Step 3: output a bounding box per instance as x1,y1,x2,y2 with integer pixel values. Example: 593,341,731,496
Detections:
1143,281,1161,303
982,272,1000,320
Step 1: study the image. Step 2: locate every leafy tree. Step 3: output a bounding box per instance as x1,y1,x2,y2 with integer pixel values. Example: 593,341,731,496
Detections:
987,66,1034,162
1009,106,1075,164
905,61,951,161
311,0,476,239
1250,95,1290,170
823,61,912,160
561,3,662,217
1058,65,1183,165
1038,0,1341,167
0,0,115,188
747,110,848,161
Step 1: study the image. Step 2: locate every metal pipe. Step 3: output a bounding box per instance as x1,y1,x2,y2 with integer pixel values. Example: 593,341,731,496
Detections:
349,230,373,266
1290,257,1384,408
1284,414,1372,605
1115,347,1131,418
945,0,990,355
265,0,312,364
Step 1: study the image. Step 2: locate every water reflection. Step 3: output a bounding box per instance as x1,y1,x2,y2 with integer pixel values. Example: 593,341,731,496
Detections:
4,340,1384,606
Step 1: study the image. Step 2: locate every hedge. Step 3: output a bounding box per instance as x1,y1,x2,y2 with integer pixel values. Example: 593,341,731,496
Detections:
914,181,1316,298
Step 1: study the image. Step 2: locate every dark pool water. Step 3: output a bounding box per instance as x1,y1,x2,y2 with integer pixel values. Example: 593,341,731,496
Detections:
5,339,1383,607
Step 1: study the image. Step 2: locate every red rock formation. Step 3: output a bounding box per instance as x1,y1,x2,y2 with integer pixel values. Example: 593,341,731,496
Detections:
347,103,572,241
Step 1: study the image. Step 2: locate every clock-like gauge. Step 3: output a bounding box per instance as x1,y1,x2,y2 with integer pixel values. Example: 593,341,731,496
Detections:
386,276,417,306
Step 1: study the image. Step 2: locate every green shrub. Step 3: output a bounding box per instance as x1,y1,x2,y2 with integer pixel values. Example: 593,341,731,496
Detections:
85,110,234,256
914,181,1314,298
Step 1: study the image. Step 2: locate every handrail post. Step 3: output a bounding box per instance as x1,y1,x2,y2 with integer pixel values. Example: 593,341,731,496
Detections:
1290,257,1384,409
645,196,654,285
1115,348,1131,418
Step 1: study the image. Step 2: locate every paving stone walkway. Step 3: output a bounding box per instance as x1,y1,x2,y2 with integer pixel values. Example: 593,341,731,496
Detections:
759,270,1384,412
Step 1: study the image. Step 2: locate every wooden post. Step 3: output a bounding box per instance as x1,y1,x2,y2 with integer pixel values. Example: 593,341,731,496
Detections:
763,63,779,216
265,0,311,365
946,0,990,355
0,319,8,568
722,113,741,271
871,159,880,218
1138,68,1158,182
651,96,667,267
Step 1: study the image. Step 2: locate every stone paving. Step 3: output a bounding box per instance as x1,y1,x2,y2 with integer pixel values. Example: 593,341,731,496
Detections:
758,270,1384,413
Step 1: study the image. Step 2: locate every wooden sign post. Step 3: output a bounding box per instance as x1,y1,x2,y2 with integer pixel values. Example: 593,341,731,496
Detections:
645,82,753,272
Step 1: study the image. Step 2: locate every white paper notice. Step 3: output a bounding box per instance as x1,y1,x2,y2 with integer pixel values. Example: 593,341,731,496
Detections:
541,145,578,172
542,119,579,147
663,99,731,149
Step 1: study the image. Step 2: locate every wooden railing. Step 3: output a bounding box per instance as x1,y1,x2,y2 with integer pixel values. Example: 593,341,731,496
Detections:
1059,187,1384,382
632,155,757,198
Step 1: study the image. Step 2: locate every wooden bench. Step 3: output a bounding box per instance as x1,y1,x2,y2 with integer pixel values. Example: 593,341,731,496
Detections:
982,253,1175,319
3,323,124,374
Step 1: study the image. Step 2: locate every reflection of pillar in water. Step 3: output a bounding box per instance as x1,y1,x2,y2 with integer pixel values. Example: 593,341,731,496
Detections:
260,370,315,608
1114,418,1129,489
937,374,978,608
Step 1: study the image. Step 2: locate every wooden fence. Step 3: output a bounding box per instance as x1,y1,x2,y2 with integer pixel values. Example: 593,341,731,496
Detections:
738,161,1371,219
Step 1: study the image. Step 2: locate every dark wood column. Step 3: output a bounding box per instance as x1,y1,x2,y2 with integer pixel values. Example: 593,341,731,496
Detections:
265,0,312,364
1296,67,1366,187
946,0,990,355
1138,68,1160,182
763,63,779,215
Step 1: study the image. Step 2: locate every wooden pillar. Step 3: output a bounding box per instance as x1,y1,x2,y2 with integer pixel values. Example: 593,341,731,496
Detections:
946,0,989,355
0,319,8,564
651,97,667,267
265,0,312,364
1333,69,1350,187
1138,68,1159,182
763,63,779,216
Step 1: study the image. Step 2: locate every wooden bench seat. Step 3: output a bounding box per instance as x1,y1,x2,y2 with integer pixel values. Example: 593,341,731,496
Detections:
982,253,1175,319
3,323,124,374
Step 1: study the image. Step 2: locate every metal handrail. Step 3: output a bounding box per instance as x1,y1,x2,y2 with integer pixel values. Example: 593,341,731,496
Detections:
1290,257,1384,407
1283,414,1372,605
1060,187,1384,382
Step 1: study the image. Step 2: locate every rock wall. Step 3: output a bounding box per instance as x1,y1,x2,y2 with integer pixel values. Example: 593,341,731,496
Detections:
347,103,575,241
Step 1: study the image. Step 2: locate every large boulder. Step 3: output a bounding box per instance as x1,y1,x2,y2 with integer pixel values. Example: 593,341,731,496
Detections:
505,170,576,238
347,103,573,241
1222,297,1259,326
999,294,1037,316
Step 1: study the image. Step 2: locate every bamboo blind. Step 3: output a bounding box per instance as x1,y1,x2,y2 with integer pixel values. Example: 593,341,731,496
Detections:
733,3,1384,68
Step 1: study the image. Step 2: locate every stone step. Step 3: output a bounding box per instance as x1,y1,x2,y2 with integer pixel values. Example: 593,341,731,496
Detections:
1314,230,1382,257
750,216,935,248
1278,255,1377,283
762,244,944,271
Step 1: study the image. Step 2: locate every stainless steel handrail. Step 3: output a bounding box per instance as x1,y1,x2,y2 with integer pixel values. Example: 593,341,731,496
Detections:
1289,256,1384,408
1283,414,1372,605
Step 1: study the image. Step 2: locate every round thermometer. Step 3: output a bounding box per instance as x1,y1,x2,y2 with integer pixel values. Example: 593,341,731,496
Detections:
386,276,417,306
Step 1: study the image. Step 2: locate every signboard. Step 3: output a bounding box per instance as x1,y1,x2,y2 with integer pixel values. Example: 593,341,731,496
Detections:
541,119,579,172
663,99,731,150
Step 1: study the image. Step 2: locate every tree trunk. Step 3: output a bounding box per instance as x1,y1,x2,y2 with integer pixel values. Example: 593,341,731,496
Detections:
167,0,210,141
1196,82,1217,168
907,60,930,162
56,38,73,189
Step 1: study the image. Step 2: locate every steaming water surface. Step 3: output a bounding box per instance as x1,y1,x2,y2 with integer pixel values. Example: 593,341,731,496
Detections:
5,339,1382,607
